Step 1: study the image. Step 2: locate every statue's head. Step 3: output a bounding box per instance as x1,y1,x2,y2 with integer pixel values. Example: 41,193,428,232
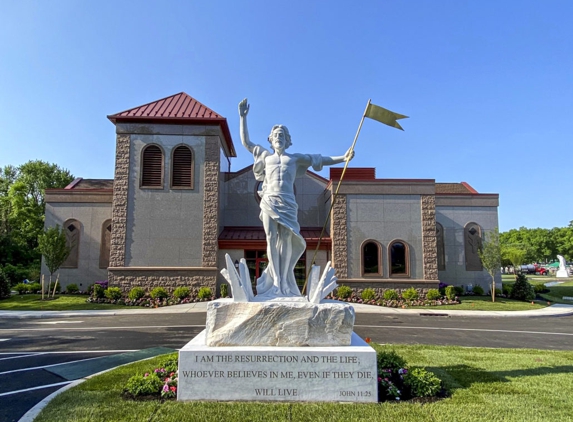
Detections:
268,125,292,150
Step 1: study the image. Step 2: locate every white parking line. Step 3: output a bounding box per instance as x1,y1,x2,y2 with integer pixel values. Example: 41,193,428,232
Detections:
0,381,72,397
0,352,46,361
0,355,120,376
354,324,573,336
0,339,9,341
0,324,205,332
34,321,84,325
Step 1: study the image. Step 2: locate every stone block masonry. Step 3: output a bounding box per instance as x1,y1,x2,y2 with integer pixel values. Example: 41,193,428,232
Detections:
331,194,348,279
109,134,130,271
421,195,439,280
178,330,377,402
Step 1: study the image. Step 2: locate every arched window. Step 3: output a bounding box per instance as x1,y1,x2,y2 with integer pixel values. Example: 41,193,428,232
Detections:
171,145,194,189
61,219,80,268
99,219,112,269
389,240,410,277
362,241,381,276
464,222,483,271
141,144,164,188
436,222,446,271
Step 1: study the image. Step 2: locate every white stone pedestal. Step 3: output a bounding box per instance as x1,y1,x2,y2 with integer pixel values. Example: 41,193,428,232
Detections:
178,330,377,403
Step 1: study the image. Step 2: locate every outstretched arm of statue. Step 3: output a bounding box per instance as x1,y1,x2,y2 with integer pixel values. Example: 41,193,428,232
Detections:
239,98,255,153
321,147,355,166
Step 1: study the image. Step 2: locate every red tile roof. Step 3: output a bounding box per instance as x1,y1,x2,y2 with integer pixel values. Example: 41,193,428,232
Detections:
330,167,375,180
218,226,331,250
107,92,236,157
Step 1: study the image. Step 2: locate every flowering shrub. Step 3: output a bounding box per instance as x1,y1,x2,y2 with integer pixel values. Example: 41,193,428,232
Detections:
95,280,109,289
383,289,399,300
124,356,178,400
92,284,105,299
444,285,456,300
86,286,215,307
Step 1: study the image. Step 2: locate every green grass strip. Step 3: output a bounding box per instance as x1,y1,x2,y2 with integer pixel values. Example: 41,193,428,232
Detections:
35,345,573,422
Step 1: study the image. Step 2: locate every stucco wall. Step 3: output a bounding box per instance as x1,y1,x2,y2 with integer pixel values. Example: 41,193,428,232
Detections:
222,169,328,228
125,133,206,267
42,203,111,289
346,194,423,279
436,205,501,290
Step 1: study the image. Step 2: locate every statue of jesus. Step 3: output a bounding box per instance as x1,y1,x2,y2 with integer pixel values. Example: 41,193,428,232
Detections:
238,98,354,298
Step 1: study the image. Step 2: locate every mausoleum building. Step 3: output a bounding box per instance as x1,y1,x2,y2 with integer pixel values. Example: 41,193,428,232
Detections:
43,93,500,295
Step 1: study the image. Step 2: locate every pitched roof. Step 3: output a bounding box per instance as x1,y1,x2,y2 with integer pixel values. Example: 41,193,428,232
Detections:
435,182,478,194
107,92,236,157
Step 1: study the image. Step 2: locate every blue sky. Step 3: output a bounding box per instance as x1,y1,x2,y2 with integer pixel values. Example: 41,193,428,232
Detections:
1,1,571,232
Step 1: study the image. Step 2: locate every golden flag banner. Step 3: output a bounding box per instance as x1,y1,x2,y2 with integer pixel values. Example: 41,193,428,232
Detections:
364,102,408,130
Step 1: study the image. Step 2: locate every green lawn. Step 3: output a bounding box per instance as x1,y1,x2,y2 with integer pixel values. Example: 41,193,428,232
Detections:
538,280,573,305
35,346,573,422
0,294,129,311
440,296,547,311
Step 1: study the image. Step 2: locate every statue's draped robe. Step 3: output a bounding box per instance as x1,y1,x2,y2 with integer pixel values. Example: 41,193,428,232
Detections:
252,145,324,297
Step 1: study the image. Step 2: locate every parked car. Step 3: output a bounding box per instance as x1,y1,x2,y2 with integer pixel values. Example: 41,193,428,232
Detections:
520,264,549,275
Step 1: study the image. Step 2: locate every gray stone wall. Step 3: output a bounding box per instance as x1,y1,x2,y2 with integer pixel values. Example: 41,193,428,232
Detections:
108,268,217,294
421,195,439,280
109,134,130,269
436,205,501,290
42,203,111,290
202,137,220,267
331,194,348,279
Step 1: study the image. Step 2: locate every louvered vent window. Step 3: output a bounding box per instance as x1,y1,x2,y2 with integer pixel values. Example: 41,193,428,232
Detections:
171,146,193,188
141,145,163,188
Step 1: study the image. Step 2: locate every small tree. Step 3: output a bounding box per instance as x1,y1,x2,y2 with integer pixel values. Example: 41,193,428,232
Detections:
478,229,501,302
37,225,70,298
504,247,527,280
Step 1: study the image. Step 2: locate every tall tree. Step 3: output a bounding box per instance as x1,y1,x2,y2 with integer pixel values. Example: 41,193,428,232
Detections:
0,161,73,283
478,229,502,302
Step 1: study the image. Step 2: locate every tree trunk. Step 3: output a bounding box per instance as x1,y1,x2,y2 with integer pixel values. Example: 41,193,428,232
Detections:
491,275,496,302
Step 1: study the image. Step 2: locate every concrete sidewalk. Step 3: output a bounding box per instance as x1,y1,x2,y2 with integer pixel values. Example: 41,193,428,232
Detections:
1,301,573,319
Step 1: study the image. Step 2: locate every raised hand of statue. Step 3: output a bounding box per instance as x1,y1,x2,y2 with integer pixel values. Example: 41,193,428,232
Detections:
344,147,355,162
238,98,250,118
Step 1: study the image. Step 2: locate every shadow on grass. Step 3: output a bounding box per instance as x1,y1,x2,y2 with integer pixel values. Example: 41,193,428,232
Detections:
426,364,573,391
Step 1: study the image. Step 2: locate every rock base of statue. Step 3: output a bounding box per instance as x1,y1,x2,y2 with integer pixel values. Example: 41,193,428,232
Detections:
556,268,569,278
205,299,355,347
177,330,377,402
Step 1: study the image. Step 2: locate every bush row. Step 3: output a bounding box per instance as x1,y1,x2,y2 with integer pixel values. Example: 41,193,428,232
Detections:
87,286,214,306
330,286,460,307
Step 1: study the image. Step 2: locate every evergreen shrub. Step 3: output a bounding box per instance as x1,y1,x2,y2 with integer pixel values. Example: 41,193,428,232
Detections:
220,283,228,298
197,287,212,299
402,287,418,301
502,283,512,296
128,287,145,301
426,289,441,300
472,285,484,295
150,287,168,300
125,373,163,397
404,367,442,397
510,274,535,301
361,288,376,301
444,285,456,300
454,286,464,296
93,284,105,299
376,348,407,375
0,270,11,299
383,289,398,300
28,282,41,293
104,287,122,300
336,285,353,299
48,282,61,293
14,283,28,295
173,286,191,300
66,283,79,294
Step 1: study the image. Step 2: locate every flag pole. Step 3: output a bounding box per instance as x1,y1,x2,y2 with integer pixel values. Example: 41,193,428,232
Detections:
301,99,371,295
